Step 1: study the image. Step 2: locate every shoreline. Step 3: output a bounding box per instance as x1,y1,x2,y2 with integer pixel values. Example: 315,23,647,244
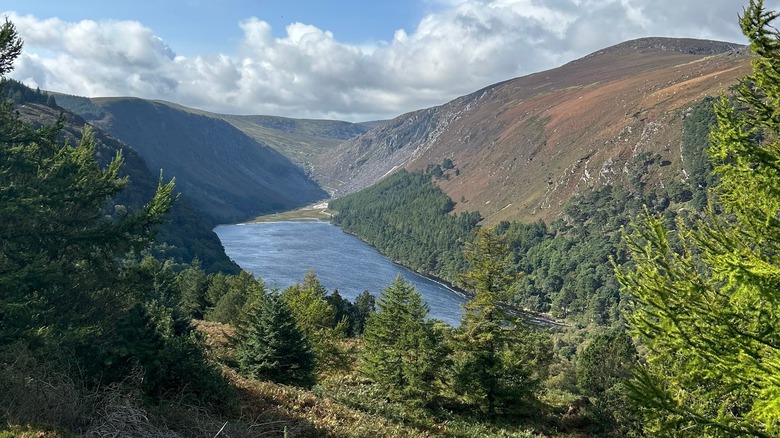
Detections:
219,212,566,328
245,201,334,223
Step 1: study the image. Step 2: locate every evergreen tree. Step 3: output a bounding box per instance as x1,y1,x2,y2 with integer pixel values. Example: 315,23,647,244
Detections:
206,270,262,324
282,269,338,336
453,228,552,417
362,276,448,404
134,256,180,309
234,291,315,387
0,18,22,76
617,1,780,435
205,272,230,308
282,270,346,370
176,258,209,319
575,328,641,435
0,23,234,413
576,328,637,396
0,98,175,348
325,289,367,337
352,290,376,335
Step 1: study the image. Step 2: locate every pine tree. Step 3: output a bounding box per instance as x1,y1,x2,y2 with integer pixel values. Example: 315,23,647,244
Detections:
352,290,376,335
576,328,637,397
282,270,347,370
234,291,315,387
206,270,263,324
617,1,780,435
0,22,233,410
362,275,448,404
575,328,641,435
177,258,209,319
453,228,552,417
0,73,175,347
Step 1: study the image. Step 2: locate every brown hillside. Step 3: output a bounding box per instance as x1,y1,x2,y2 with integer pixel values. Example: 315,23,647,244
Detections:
315,37,751,225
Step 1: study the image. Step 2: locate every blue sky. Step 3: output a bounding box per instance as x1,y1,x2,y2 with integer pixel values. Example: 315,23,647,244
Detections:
2,0,775,121
4,1,432,55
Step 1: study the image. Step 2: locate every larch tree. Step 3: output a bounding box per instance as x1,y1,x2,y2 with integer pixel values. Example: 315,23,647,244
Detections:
282,269,346,370
617,1,780,435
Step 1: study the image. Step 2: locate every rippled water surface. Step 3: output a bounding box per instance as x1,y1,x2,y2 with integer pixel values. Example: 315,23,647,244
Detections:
214,221,466,326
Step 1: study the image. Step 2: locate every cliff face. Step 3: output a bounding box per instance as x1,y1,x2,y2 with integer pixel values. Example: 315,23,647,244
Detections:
315,38,751,224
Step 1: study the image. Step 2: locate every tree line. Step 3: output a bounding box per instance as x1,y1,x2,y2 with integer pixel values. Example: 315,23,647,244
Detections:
329,167,481,284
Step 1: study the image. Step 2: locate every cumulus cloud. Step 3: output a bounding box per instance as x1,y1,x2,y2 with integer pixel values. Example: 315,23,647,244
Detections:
3,1,764,121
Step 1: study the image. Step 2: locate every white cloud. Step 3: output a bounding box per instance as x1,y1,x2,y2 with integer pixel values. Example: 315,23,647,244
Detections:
3,1,766,121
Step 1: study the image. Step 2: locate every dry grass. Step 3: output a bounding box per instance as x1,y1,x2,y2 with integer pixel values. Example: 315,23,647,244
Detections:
2,321,555,437
193,319,236,363
195,320,436,437
0,344,98,434
85,384,181,438
227,369,435,438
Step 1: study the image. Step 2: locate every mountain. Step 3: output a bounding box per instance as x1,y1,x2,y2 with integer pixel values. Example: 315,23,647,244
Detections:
163,104,376,177
63,97,329,224
315,38,751,225
8,88,239,273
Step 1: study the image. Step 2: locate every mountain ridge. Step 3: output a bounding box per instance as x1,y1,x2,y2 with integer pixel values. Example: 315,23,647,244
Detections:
53,37,751,227
313,37,750,224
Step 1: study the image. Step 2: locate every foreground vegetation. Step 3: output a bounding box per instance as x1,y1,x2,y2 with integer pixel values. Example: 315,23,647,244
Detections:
4,1,780,436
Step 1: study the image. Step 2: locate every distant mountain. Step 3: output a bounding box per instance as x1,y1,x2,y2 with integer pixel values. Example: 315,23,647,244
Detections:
156,102,375,184
9,91,239,273
315,37,751,225
70,97,329,224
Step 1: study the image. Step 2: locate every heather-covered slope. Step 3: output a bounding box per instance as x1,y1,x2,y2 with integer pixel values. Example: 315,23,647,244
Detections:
315,38,751,225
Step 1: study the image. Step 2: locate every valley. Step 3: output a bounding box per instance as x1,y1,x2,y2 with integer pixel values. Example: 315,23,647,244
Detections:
4,4,780,435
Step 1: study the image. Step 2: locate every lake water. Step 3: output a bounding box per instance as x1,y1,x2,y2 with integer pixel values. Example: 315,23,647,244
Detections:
214,221,467,326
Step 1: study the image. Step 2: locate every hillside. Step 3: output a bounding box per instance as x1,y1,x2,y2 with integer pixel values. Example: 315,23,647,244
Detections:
153,101,375,173
10,95,239,273
69,97,329,224
315,37,751,225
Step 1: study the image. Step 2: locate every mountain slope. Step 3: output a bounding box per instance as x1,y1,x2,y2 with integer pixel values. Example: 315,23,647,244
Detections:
11,94,239,273
155,101,374,175
84,98,328,224
315,37,751,225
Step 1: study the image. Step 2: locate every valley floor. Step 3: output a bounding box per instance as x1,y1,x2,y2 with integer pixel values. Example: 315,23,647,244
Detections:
248,202,334,223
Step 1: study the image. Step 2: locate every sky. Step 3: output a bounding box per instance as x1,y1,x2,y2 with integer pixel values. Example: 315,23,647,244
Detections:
2,0,776,122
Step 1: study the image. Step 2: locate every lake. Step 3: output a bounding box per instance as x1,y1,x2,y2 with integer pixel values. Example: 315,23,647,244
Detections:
214,221,467,326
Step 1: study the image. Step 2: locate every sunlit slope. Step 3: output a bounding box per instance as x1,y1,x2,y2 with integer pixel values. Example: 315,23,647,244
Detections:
316,38,750,224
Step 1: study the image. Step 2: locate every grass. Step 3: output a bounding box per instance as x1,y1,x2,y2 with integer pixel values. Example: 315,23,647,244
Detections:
195,321,560,437
0,425,72,438
249,201,334,223
2,321,588,437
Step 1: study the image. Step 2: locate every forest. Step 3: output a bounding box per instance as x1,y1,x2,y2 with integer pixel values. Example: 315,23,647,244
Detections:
2,1,780,436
